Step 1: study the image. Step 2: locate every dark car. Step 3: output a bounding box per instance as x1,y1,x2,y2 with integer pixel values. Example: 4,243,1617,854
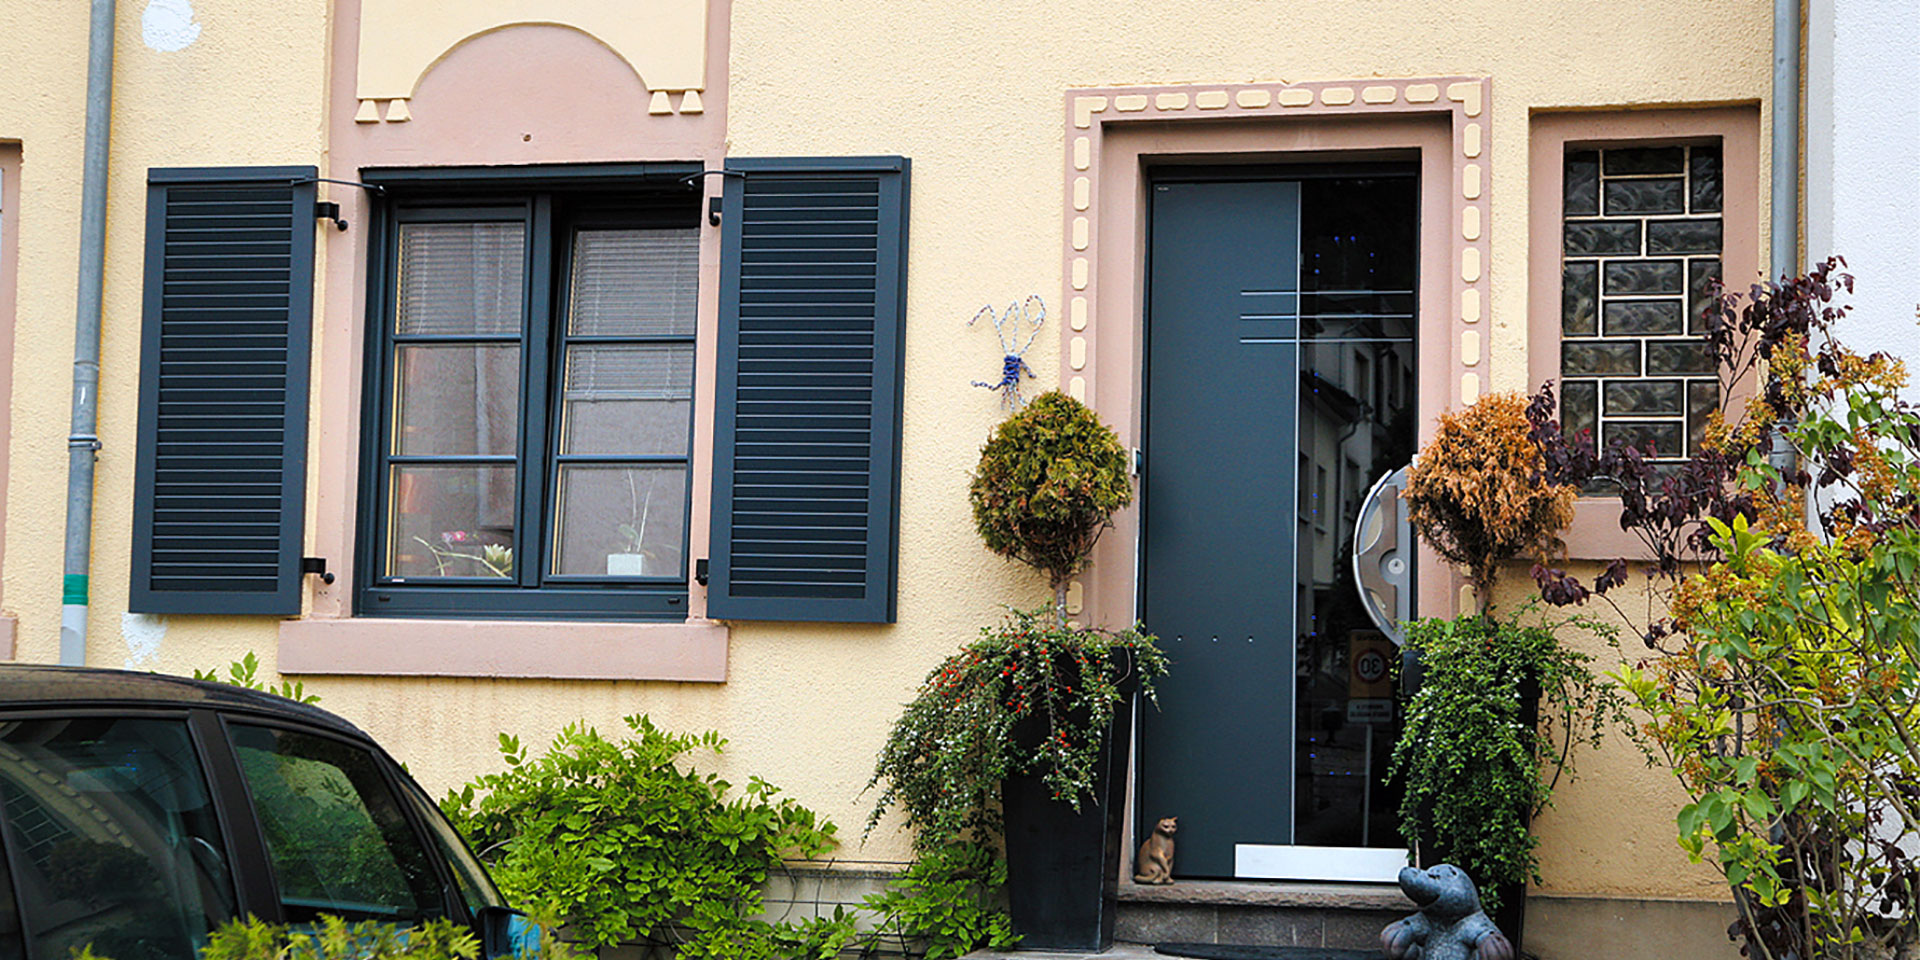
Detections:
0,665,536,959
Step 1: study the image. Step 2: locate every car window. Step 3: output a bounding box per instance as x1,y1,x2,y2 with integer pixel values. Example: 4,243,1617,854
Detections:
0,716,233,960
227,724,446,924
398,779,503,919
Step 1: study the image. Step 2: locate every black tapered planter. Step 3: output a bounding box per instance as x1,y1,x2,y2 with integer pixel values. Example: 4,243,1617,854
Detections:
1000,652,1137,952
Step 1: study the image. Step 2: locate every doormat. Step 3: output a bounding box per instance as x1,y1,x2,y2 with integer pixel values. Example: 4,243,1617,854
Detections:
1153,944,1382,960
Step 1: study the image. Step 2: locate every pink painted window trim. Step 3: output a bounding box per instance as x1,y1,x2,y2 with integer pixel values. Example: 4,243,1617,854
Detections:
289,1,737,680
1528,107,1762,561
277,617,728,682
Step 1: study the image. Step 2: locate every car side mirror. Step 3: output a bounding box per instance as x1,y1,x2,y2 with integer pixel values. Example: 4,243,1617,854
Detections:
478,905,543,958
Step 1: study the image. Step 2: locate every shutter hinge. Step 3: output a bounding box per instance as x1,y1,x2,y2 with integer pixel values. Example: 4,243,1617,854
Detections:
300,557,335,585
675,169,746,226
314,201,348,232
695,558,710,586
1133,447,1143,477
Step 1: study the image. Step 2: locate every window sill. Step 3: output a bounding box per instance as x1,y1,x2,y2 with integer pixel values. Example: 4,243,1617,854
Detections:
1563,497,1657,561
277,617,728,682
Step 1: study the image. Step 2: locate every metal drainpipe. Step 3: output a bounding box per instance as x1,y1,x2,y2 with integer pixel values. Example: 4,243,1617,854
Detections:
1770,0,1822,540
61,0,117,666
1773,0,1800,284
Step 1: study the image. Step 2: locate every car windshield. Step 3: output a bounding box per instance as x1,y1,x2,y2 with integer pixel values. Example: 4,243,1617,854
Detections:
0,715,234,960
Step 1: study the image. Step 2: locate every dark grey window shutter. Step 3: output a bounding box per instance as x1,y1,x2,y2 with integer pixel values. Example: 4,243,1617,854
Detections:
708,157,909,623
130,167,318,615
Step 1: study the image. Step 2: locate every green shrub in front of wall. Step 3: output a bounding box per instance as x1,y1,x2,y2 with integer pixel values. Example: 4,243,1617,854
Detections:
1386,612,1623,914
441,716,840,956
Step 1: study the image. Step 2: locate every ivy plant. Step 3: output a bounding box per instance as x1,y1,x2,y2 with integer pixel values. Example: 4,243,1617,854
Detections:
860,839,1017,960
1387,612,1625,914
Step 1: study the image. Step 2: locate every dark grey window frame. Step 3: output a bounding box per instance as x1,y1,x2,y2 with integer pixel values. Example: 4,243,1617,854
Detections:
354,163,704,621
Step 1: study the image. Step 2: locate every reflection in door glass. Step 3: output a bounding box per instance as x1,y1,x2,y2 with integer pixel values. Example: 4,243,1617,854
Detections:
0,716,233,960
1292,176,1418,850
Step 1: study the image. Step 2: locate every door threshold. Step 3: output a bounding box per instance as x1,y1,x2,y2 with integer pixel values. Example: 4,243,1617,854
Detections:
1118,877,1411,912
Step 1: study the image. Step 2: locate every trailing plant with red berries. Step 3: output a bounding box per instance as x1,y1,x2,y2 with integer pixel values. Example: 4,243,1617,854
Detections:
865,606,1167,852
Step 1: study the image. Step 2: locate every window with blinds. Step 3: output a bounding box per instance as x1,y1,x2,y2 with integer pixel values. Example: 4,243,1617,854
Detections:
358,190,701,620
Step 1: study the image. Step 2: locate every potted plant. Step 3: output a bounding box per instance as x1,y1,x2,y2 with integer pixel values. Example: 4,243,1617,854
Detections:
868,390,1164,952
1392,392,1622,951
867,609,1167,952
606,471,667,577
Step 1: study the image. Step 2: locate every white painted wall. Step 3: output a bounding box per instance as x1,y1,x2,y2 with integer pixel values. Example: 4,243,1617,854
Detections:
1806,0,1920,396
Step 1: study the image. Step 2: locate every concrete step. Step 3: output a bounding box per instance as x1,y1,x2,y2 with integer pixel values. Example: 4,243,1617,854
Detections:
1114,880,1412,952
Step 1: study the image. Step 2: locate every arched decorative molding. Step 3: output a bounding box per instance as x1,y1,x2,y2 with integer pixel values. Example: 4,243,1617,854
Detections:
356,0,707,121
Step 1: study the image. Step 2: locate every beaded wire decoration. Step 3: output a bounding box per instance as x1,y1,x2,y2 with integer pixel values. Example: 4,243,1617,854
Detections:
968,295,1047,409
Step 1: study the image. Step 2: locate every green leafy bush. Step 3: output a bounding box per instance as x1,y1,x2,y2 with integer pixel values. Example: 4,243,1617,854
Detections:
860,840,1016,960
197,915,485,960
440,716,839,955
1386,613,1623,913
76,914,582,960
193,651,318,704
1526,262,1920,958
969,390,1132,610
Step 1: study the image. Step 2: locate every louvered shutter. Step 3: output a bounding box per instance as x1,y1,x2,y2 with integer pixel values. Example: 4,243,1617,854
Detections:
708,157,909,623
130,167,318,615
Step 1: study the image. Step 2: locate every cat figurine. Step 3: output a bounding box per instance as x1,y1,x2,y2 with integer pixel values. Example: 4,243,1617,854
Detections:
1132,816,1178,885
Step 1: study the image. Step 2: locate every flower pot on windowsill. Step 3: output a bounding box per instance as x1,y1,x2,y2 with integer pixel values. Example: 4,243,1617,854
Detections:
1000,649,1138,953
607,553,675,577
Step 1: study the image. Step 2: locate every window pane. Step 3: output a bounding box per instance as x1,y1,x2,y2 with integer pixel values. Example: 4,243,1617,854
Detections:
552,465,687,577
228,725,444,924
568,228,699,336
397,222,524,336
560,343,694,455
388,465,516,579
0,717,232,960
395,344,520,455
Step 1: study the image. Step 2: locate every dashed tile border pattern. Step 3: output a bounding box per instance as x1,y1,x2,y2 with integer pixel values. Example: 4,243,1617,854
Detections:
1059,77,1491,409
353,89,705,123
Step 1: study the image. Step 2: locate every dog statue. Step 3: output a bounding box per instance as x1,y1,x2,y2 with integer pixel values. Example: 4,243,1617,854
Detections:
1381,864,1514,960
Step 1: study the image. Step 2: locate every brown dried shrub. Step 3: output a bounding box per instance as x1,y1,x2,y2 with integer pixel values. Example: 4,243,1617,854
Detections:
1405,392,1574,610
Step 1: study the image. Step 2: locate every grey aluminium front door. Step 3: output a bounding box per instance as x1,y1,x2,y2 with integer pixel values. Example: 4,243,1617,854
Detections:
1139,171,1418,880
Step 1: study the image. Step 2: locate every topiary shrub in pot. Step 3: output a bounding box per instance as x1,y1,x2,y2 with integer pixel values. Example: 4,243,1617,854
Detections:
969,390,1134,624
1393,392,1623,950
869,390,1162,953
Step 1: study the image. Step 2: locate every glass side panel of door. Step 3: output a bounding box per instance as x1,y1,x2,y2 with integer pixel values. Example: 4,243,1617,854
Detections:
1291,176,1419,849
227,724,446,925
0,716,234,960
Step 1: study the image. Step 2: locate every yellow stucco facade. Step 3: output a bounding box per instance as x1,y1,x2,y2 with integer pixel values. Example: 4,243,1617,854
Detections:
0,0,1777,949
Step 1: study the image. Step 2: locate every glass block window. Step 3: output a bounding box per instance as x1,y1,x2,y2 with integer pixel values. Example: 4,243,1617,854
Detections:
1560,143,1722,466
